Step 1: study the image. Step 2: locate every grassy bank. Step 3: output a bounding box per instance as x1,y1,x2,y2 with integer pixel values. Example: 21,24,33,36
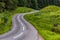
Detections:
0,7,33,34
24,5,60,40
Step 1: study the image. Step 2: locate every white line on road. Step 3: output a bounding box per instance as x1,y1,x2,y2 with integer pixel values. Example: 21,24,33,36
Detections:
17,15,25,31
13,15,25,39
13,32,24,39
23,27,25,31
17,15,24,27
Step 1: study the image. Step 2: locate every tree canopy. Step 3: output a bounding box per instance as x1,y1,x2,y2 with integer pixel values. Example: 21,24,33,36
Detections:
0,0,60,12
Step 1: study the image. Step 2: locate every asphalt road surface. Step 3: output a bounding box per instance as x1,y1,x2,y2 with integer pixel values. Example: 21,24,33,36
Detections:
0,10,44,40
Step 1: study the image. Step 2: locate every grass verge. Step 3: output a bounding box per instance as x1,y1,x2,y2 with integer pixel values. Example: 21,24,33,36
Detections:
24,5,60,40
0,7,34,34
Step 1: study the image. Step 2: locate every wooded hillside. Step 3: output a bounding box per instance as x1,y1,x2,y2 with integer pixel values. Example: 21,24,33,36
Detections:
0,0,60,12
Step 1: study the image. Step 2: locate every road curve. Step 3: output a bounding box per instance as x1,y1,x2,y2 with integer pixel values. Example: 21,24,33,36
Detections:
0,10,44,40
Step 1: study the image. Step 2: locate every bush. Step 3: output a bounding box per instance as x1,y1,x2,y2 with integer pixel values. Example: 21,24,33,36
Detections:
52,27,60,33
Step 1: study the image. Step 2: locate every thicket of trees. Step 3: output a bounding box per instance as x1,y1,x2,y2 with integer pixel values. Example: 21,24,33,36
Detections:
0,0,60,12
0,0,18,12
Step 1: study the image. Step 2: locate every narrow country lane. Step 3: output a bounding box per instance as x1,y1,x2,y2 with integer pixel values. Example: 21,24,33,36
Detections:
0,10,44,40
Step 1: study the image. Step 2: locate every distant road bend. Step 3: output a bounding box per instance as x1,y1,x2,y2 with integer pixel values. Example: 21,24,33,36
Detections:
0,10,44,40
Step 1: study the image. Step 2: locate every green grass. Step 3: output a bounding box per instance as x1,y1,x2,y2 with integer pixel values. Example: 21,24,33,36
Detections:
0,7,33,34
24,5,60,40
13,7,34,13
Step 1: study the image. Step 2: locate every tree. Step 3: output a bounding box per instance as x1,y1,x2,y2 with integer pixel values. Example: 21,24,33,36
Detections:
18,0,24,6
4,0,18,10
0,0,18,12
1,0,60,12
33,0,39,9
27,0,32,7
23,0,28,7
0,2,5,12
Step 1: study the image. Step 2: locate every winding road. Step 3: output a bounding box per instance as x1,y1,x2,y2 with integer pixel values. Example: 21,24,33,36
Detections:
0,10,44,40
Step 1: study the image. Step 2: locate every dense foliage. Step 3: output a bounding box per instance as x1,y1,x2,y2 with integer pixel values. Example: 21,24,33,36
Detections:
0,0,18,12
24,6,60,40
17,0,60,9
0,0,60,12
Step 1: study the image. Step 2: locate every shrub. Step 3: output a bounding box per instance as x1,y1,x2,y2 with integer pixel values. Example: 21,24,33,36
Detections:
52,27,60,33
